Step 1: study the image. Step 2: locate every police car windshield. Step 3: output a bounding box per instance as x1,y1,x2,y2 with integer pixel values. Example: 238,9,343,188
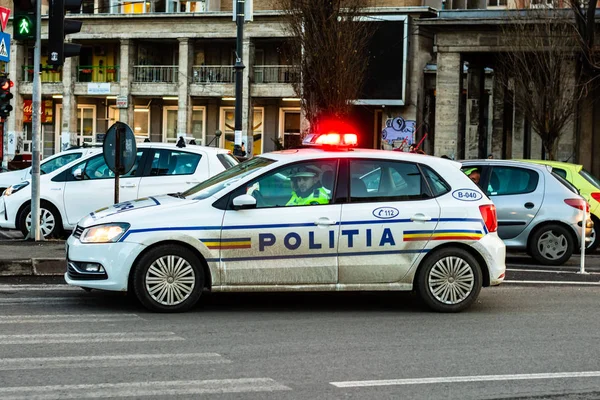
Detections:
182,157,276,200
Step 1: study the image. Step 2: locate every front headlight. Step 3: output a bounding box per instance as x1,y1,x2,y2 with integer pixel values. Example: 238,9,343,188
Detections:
80,223,130,243
4,181,30,197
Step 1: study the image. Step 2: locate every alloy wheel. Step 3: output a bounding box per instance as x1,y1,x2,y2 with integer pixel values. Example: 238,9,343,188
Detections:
428,256,475,305
145,255,196,306
25,208,56,238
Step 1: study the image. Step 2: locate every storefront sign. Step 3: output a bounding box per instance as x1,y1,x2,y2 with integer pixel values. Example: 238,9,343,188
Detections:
88,83,111,95
23,100,53,124
116,96,128,109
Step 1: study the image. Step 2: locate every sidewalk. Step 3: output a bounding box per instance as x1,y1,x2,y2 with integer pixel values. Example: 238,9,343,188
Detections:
0,239,66,276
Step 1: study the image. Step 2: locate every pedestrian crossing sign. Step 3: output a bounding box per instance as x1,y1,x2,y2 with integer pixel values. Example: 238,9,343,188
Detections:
0,32,9,63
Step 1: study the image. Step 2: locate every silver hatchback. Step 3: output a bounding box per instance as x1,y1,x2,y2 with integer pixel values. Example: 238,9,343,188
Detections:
462,160,592,265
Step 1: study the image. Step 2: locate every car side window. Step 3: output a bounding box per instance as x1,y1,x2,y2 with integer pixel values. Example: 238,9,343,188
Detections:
488,166,539,196
70,152,143,180
553,168,567,180
40,153,82,174
349,160,429,203
231,160,338,209
149,150,201,176
421,165,450,197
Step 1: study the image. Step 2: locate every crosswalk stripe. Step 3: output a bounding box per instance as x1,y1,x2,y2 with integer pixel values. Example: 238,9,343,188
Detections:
0,353,230,371
0,314,143,324
0,378,291,399
0,332,184,345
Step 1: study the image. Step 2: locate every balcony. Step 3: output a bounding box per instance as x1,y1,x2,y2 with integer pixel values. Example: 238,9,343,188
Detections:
77,66,120,83
253,65,300,84
133,66,178,83
192,65,235,84
21,66,62,83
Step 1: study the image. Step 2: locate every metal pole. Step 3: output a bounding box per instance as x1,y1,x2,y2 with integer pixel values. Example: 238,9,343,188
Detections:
27,0,43,241
579,205,587,274
114,126,121,204
233,0,245,150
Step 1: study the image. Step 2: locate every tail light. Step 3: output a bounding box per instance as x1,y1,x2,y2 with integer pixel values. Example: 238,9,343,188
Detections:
591,192,600,202
479,204,498,233
564,199,590,213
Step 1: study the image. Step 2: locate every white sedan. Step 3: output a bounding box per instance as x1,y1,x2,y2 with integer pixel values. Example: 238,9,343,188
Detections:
64,133,506,313
0,147,101,194
0,143,237,238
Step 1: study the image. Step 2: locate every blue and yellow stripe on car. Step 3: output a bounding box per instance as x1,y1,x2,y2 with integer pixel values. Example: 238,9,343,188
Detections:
200,237,252,250
403,230,484,242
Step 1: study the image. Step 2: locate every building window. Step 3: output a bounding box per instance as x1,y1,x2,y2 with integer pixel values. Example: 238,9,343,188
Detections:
167,0,206,12
134,108,150,140
487,0,507,6
279,108,301,149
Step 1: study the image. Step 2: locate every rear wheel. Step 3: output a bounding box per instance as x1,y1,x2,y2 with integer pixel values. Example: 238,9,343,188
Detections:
133,244,204,313
528,223,574,266
416,247,483,313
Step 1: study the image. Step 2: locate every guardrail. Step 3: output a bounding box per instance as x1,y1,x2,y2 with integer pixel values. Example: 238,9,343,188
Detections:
253,65,300,83
77,65,119,82
133,65,178,83
192,65,235,83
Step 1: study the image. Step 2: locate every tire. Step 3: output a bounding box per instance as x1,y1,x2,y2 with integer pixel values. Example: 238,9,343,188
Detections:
528,223,574,266
416,247,483,313
18,202,63,239
133,244,204,313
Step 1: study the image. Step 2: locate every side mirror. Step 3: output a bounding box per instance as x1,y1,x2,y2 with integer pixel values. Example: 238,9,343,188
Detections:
73,168,84,180
232,194,256,210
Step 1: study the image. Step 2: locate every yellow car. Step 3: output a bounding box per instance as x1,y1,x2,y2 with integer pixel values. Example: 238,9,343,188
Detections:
521,160,600,252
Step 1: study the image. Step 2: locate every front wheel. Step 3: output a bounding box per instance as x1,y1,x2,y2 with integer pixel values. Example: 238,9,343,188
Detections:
528,224,574,266
18,202,63,238
416,247,483,313
133,245,204,313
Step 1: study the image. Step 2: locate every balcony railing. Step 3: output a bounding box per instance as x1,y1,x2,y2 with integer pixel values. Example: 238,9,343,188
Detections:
253,65,300,84
77,65,119,83
192,65,235,84
22,66,62,83
133,65,178,83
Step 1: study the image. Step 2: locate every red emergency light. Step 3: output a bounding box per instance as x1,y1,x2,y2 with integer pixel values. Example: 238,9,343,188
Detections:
302,119,359,148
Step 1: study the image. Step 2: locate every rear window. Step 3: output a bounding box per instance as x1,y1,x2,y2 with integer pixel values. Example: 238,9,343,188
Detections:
217,153,239,169
580,169,600,189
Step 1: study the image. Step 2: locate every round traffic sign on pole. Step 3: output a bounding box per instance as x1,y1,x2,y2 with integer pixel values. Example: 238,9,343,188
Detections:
103,122,136,175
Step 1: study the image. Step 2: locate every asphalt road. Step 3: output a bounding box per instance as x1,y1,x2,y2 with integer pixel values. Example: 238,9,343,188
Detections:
0,283,599,399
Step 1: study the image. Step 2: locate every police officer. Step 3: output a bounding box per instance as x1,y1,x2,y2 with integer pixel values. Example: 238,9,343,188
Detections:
286,165,330,206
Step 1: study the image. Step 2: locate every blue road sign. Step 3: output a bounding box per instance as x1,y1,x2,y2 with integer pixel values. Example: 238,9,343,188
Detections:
0,32,9,63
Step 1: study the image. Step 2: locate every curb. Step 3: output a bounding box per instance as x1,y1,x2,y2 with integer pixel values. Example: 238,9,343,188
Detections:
0,258,65,276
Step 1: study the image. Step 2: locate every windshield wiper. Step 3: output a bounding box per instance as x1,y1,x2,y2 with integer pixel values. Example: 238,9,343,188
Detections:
168,192,185,199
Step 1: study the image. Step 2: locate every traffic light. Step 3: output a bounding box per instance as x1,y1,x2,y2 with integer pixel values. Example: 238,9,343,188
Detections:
47,0,83,67
0,75,14,119
13,0,36,41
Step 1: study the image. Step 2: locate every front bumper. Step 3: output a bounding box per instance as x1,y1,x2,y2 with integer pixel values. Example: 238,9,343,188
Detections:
64,235,146,292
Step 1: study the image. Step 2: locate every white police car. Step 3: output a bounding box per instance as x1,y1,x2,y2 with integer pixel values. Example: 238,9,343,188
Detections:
65,132,505,313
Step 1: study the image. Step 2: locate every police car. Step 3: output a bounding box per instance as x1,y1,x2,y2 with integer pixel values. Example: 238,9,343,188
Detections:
65,132,505,313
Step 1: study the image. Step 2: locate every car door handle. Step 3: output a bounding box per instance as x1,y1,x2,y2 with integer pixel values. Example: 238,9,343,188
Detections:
186,181,200,185
120,184,137,188
411,213,432,222
315,217,336,226
524,202,535,209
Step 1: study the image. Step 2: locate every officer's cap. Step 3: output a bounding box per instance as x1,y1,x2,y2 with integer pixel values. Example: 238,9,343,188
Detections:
290,165,320,178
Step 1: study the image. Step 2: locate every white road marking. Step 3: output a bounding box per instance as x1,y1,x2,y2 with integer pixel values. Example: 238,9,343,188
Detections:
0,332,184,345
331,371,600,388
0,378,291,399
0,285,80,292
0,314,143,324
506,268,600,275
503,280,600,285
0,353,230,371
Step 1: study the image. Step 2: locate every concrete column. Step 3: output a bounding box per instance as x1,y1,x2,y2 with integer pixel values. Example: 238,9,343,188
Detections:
490,74,505,159
61,56,77,150
434,52,461,158
242,38,252,156
511,82,524,159
4,42,25,167
407,21,433,147
177,38,192,139
119,39,134,126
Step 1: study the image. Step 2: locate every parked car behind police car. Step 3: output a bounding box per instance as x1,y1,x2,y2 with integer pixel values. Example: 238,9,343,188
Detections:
65,132,506,313
0,143,237,238
462,160,592,265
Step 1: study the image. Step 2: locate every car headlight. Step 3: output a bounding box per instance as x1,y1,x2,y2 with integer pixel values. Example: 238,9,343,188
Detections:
3,181,30,197
80,223,130,243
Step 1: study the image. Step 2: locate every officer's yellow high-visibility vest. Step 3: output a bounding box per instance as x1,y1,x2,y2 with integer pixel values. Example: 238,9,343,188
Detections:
286,187,330,206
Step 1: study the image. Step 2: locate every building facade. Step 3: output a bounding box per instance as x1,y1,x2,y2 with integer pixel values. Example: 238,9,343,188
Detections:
2,0,437,164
